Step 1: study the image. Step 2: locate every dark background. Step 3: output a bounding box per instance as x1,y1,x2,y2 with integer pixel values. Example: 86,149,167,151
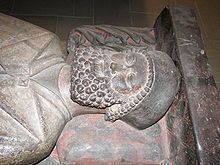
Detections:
0,0,219,88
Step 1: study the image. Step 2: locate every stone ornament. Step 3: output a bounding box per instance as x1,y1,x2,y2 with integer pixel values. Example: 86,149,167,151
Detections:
67,25,156,51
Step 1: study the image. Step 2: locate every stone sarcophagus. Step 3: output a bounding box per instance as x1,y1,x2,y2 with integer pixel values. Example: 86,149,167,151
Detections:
0,5,219,165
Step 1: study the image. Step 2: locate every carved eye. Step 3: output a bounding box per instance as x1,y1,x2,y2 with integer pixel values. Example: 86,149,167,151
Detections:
125,53,136,66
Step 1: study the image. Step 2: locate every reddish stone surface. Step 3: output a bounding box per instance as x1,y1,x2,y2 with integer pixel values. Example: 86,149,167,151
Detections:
41,83,195,165
56,114,167,164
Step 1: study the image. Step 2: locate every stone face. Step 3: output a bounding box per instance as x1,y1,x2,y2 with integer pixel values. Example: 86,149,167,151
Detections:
68,25,180,129
0,13,69,164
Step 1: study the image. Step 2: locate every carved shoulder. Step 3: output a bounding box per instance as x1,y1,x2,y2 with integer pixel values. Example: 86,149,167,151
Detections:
0,13,65,77
0,14,69,164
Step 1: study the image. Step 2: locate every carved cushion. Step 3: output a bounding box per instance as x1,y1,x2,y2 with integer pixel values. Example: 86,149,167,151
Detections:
56,114,167,164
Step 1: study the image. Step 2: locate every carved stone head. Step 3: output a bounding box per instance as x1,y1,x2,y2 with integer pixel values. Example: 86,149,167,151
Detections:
70,46,180,128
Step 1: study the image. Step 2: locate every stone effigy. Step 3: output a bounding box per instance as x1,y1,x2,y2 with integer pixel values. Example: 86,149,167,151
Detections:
39,6,220,164
0,13,179,164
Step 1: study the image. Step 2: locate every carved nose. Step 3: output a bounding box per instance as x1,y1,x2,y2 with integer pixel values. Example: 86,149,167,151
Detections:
110,63,116,74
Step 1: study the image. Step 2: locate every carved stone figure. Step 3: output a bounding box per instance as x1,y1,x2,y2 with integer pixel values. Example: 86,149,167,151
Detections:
0,14,179,164
68,25,180,129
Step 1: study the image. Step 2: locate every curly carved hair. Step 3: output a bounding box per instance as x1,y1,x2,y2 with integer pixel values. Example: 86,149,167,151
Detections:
70,47,122,108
